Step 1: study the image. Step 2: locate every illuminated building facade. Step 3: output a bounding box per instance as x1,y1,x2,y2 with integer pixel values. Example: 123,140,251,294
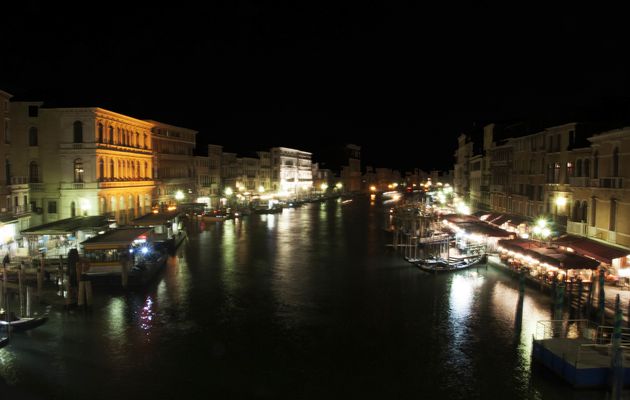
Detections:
148,120,197,206
11,104,155,225
271,147,313,195
0,89,31,256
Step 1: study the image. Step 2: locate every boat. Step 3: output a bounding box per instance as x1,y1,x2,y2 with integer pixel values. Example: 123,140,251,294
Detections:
416,254,486,273
0,313,48,332
0,337,7,348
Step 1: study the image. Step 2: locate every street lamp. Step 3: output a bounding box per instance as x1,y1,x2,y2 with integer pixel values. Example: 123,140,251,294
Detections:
532,218,551,246
175,190,185,201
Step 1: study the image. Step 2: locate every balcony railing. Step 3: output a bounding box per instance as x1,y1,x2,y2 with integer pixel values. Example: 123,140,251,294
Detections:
569,177,590,187
98,180,155,188
599,177,623,189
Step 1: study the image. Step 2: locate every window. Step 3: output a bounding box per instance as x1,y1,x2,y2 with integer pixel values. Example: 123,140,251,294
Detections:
576,159,582,177
98,123,104,143
5,159,10,183
110,160,115,177
109,126,114,143
73,121,83,143
29,127,38,146
584,159,590,178
591,197,597,227
29,161,39,183
48,201,57,214
593,151,599,179
554,162,561,183
610,198,617,231
612,147,619,177
566,162,574,181
28,105,38,117
70,201,76,217
144,162,149,178
73,159,84,182
99,158,104,180
4,119,10,144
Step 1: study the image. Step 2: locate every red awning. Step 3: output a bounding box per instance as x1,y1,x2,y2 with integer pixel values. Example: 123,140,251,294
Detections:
498,239,601,270
553,235,630,264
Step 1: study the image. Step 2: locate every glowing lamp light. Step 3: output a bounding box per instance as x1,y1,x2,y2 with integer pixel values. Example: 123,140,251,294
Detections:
370,185,376,192
258,185,265,193
175,190,185,200
536,219,547,229
320,183,328,191
336,182,343,189
141,247,149,254
79,198,91,211
555,196,567,207
224,187,233,196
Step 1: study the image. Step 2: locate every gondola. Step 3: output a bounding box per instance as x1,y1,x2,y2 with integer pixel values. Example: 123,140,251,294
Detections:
0,337,8,348
416,254,486,273
0,314,48,332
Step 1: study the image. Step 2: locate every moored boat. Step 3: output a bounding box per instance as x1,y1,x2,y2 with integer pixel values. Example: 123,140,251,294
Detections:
0,314,48,332
416,254,486,273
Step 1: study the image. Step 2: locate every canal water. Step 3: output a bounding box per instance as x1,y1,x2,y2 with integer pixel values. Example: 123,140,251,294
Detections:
0,197,620,399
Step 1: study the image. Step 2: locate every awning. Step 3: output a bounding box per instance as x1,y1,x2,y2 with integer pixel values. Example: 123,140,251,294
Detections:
553,235,630,265
22,216,111,235
81,228,152,250
498,239,600,270
454,221,514,238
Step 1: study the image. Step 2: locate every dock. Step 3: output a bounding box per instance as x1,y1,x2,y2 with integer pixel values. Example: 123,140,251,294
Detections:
532,319,630,388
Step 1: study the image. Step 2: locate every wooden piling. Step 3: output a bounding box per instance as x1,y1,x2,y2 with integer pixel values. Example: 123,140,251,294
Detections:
18,268,24,317
26,286,32,317
37,255,44,301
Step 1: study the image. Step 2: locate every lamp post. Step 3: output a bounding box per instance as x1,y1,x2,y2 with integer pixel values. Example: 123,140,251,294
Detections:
532,218,551,246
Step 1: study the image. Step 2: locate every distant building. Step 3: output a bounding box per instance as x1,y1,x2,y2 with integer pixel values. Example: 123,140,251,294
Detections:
271,147,313,196
148,120,197,206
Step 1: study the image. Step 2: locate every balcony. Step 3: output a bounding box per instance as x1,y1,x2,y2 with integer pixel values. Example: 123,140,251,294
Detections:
29,183,44,192
569,177,590,187
598,177,624,189
98,179,155,189
567,221,588,236
60,182,97,190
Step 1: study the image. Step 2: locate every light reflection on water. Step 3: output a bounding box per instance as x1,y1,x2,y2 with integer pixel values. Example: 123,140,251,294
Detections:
0,199,618,399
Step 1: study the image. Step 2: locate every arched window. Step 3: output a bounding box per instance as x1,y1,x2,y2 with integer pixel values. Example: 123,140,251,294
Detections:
73,121,83,143
70,201,76,217
29,127,38,146
593,151,599,179
143,133,148,149
118,160,123,179
98,123,104,143
572,201,580,222
576,159,582,177
145,162,149,178
5,159,10,183
136,161,140,178
591,197,597,227
584,159,590,178
29,161,39,183
581,201,588,223
554,162,561,183
98,158,104,180
135,132,139,147
610,198,617,231
117,128,121,144
108,126,114,143
109,160,115,177
73,159,84,182
613,147,619,177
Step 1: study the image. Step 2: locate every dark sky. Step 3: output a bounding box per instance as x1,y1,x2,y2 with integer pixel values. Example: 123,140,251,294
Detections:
2,3,630,171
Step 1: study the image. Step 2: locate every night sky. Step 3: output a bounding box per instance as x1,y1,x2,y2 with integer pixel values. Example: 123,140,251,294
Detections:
2,3,630,171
